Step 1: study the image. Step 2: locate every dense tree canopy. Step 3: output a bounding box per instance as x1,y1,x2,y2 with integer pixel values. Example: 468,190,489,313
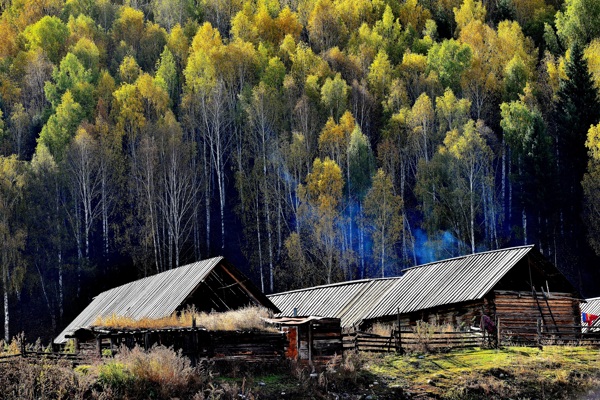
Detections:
0,0,599,341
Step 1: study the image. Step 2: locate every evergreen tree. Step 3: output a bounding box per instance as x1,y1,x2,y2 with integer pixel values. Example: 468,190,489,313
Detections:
555,42,600,239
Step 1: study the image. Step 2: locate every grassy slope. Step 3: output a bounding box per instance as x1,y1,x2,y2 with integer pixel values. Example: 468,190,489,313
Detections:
210,346,600,399
362,346,600,399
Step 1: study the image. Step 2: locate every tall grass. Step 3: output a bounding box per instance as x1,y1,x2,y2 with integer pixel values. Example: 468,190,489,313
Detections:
92,306,275,331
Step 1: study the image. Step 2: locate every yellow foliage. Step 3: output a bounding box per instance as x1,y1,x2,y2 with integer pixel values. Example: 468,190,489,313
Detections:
586,123,600,161
454,0,486,34
584,39,600,90
398,0,431,32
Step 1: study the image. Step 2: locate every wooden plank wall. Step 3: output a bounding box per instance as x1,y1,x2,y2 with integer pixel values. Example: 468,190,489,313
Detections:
310,319,343,365
87,329,286,364
493,290,581,342
370,299,491,330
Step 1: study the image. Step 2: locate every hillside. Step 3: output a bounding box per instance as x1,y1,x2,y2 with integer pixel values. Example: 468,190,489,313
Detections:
0,0,600,341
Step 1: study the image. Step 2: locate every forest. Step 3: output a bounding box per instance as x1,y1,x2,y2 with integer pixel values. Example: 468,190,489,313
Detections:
0,0,599,341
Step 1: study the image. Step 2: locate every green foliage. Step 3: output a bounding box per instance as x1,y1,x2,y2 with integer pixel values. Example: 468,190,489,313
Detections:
155,46,178,103
348,125,374,200
500,98,547,158
44,52,93,110
556,0,600,47
321,72,349,121
98,362,133,391
503,55,530,101
23,16,69,64
1,0,599,321
427,39,472,93
37,91,83,162
556,42,600,189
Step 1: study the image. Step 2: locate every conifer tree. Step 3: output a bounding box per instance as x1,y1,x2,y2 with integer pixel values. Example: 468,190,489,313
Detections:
556,42,600,239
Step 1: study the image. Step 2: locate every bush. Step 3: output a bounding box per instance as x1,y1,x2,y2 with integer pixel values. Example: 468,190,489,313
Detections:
97,361,132,393
94,345,206,399
0,357,91,400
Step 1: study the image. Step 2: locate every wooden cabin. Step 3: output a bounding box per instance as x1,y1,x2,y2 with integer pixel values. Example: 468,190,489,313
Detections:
55,257,280,345
264,317,343,367
269,246,583,343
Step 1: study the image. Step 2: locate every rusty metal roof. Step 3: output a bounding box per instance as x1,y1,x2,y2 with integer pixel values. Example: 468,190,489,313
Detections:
55,257,275,344
269,246,536,327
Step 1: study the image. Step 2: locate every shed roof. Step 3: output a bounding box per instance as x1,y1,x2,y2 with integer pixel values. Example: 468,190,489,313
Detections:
267,278,403,327
269,245,570,327
55,257,276,344
582,297,600,316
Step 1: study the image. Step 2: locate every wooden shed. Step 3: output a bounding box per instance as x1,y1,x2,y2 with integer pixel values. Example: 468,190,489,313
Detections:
264,316,343,367
55,257,280,345
269,246,583,342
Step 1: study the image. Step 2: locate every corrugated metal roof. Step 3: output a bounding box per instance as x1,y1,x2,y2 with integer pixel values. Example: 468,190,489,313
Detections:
55,257,224,344
269,246,536,327
364,245,533,319
268,279,376,327
582,297,600,316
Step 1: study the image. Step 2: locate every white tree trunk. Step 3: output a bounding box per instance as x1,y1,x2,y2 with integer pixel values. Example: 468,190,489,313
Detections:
3,269,8,342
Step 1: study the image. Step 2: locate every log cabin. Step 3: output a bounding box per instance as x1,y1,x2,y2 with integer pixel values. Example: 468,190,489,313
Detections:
54,257,279,345
269,246,583,339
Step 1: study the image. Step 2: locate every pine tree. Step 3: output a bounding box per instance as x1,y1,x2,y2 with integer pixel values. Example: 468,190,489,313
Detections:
556,43,600,253
556,42,600,238
557,43,600,172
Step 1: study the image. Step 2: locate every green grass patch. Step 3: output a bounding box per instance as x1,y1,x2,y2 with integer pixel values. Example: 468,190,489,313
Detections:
362,346,600,399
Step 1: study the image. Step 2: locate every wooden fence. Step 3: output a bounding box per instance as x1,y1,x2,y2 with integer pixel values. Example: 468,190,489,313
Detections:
499,319,600,347
0,350,84,364
343,318,600,353
343,329,486,353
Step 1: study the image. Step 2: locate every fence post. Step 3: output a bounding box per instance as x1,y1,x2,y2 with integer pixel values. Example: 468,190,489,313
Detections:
397,307,403,354
96,336,102,358
496,318,501,348
537,318,542,347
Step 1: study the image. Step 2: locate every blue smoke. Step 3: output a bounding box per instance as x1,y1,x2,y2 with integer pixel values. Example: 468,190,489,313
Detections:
414,228,436,264
413,229,464,264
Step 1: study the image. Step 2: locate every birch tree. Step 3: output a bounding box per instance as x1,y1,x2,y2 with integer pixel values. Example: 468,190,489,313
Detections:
0,155,26,341
364,169,402,277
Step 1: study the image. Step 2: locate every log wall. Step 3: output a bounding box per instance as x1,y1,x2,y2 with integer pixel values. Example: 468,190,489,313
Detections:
369,299,493,330
492,290,581,342
289,319,342,366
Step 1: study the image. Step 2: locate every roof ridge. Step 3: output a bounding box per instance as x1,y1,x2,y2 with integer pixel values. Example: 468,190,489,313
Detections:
94,256,224,298
268,276,404,297
401,245,535,272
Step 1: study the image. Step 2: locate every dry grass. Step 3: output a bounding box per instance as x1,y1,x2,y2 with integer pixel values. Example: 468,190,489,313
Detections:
369,323,394,336
92,306,276,332
0,335,22,355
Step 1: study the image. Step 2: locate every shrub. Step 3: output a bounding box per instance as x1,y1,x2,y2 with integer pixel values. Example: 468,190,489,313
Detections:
0,357,91,400
94,345,207,399
97,361,133,393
